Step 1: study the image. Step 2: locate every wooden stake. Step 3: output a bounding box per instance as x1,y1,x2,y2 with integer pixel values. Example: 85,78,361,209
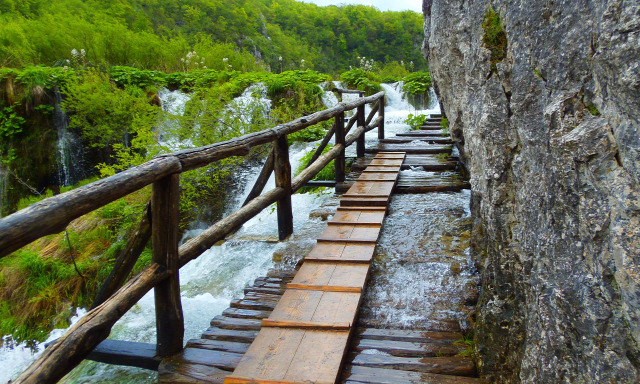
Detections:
378,98,385,139
357,104,366,158
335,112,346,183
274,136,293,240
152,174,184,357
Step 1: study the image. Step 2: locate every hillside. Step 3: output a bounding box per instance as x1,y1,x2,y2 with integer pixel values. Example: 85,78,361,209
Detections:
0,0,426,73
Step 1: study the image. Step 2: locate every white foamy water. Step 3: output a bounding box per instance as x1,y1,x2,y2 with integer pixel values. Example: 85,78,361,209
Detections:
1,82,445,383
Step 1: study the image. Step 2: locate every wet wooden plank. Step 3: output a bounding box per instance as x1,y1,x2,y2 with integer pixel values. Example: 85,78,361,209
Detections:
355,328,462,343
283,330,350,383
267,289,361,326
368,159,404,166
352,338,467,357
306,241,376,262
225,328,305,382
356,173,398,182
344,180,395,196
210,316,262,331
202,328,259,343
159,360,229,384
366,146,450,155
222,307,272,320
261,319,351,330
291,262,369,289
343,365,480,384
349,354,477,377
320,223,381,242
186,339,250,354
286,283,362,293
177,348,243,371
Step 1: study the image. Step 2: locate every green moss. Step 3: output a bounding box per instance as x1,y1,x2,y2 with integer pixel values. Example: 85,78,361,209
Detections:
586,103,601,116
482,7,508,72
441,117,450,136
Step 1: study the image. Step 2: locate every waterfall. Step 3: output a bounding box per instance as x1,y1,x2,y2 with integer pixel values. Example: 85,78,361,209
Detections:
53,90,85,186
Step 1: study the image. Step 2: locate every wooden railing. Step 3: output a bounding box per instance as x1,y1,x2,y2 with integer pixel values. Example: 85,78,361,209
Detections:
2,89,385,384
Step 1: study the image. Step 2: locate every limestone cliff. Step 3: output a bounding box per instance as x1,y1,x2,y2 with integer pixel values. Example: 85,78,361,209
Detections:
423,1,640,382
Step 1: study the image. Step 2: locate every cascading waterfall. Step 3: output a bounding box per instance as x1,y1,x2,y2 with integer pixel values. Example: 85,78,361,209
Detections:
0,83,444,383
53,90,85,186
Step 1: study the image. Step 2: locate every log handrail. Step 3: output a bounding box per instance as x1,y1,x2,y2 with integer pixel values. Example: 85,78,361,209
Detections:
8,90,386,384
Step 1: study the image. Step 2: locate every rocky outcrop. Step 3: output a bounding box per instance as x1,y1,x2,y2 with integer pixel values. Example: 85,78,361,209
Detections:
423,1,640,382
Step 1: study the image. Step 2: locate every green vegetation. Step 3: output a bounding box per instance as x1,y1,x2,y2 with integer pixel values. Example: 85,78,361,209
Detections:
0,186,150,342
586,103,601,116
441,117,450,136
0,0,426,74
482,7,507,72
294,145,337,193
455,332,476,358
404,114,427,130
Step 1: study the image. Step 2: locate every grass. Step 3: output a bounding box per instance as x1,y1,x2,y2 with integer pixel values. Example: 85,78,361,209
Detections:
455,332,476,358
0,179,151,343
482,7,508,72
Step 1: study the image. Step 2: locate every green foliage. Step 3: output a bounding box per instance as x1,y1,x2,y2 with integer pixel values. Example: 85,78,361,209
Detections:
404,114,427,130
0,104,25,142
295,145,336,193
0,0,427,74
455,333,476,358
340,68,382,95
61,70,160,176
375,61,411,83
482,7,508,72
402,72,432,95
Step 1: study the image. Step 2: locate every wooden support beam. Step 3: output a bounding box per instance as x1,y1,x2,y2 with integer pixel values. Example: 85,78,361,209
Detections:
335,112,346,183
274,136,293,241
356,104,366,158
242,146,274,207
92,203,151,309
152,174,184,357
378,98,385,140
86,340,160,370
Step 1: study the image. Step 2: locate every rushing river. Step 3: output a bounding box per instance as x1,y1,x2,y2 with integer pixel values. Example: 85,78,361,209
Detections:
0,82,441,383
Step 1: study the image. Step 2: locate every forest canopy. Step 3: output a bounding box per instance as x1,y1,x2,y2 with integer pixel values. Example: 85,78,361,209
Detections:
0,0,426,73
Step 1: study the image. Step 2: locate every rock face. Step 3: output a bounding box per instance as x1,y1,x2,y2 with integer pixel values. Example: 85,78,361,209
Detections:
423,1,640,382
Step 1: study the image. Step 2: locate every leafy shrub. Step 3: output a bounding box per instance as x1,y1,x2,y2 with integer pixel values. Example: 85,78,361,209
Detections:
404,113,427,130
402,72,432,95
340,68,382,95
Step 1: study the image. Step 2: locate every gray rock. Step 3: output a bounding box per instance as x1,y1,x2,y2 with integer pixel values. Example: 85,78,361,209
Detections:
423,0,640,382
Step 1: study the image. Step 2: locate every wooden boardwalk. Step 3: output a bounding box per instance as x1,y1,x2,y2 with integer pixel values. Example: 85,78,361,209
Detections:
222,152,403,384
158,114,478,384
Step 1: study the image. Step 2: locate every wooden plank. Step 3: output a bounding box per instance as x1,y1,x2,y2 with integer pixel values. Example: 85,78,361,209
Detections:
368,159,404,166
316,238,377,244
343,365,481,384
210,316,263,331
286,283,362,293
336,206,387,211
331,210,385,224
307,242,376,262
340,197,389,207
320,223,381,242
225,378,313,384
86,340,160,370
352,338,467,357
355,328,462,343
202,328,259,343
357,173,398,181
177,348,242,371
225,328,306,382
349,354,477,377
291,262,370,289
283,330,350,384
261,319,351,330
186,339,250,354
267,289,361,325
159,360,229,384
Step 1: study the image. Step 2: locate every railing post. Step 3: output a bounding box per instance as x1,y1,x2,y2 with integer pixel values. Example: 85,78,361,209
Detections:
356,102,366,158
152,173,184,357
335,112,346,183
274,135,293,240
378,98,385,140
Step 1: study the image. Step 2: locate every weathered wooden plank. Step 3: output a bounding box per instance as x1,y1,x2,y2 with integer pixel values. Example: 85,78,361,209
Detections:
186,339,250,354
339,197,390,207
352,338,467,357
210,316,263,331
159,360,229,384
226,328,306,382
202,328,259,343
230,299,278,311
377,98,385,140
86,340,160,370
267,289,361,325
290,262,369,289
356,104,365,158
343,365,480,384
320,223,381,242
307,242,376,262
222,308,272,320
366,146,450,155
335,112,346,183
176,348,243,371
349,354,477,377
355,328,462,343
283,330,350,384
